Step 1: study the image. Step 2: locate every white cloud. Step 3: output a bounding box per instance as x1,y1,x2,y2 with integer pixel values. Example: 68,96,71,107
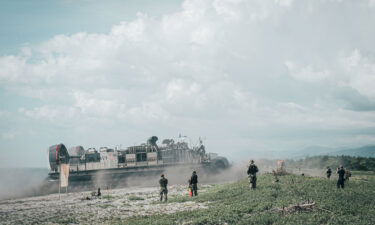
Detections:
274,0,294,8
73,91,126,117
18,106,80,122
339,49,375,100
165,79,201,102
212,0,244,21
0,56,28,83
1,0,375,165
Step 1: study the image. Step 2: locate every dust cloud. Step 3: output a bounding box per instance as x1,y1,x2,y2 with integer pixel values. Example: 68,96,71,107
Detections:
0,168,54,200
0,159,321,200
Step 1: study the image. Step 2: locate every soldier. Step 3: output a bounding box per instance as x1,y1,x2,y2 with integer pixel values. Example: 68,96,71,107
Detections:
159,174,168,201
336,166,346,189
189,171,198,196
326,167,332,179
247,160,259,189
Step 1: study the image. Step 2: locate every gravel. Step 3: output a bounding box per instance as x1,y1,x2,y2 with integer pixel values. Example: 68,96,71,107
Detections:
0,184,211,225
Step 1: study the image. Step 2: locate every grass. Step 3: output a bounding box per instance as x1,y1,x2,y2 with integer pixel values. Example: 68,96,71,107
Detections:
102,194,116,200
128,195,145,201
99,204,115,209
52,217,78,224
113,172,375,225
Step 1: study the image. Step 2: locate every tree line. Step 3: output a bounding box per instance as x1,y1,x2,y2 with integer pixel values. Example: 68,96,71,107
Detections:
286,155,375,171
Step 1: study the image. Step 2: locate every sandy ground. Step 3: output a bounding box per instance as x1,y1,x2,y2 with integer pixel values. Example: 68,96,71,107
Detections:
0,184,212,225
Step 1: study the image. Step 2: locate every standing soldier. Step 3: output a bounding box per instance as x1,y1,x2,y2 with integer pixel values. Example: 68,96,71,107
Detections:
189,171,198,196
159,174,168,201
336,166,346,189
326,167,332,179
247,160,259,189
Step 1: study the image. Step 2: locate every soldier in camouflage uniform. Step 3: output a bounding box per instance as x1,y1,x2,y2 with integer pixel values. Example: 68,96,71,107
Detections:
159,174,168,201
326,167,332,179
336,166,346,189
247,160,259,189
189,171,198,196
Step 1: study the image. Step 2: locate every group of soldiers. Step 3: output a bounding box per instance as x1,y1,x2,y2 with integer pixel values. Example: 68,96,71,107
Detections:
158,171,198,201
246,160,353,190
326,166,352,189
158,161,352,201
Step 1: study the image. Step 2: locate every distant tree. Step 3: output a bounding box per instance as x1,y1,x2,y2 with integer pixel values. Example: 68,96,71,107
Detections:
286,155,375,171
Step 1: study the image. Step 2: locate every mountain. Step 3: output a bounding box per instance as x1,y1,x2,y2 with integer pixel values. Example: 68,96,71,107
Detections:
329,145,375,157
291,146,338,157
267,145,375,159
268,146,339,159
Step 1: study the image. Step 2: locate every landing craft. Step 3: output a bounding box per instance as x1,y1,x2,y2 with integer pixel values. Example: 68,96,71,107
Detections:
48,136,229,184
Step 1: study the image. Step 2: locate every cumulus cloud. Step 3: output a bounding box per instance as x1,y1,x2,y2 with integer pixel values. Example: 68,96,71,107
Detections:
339,49,375,100
1,0,375,166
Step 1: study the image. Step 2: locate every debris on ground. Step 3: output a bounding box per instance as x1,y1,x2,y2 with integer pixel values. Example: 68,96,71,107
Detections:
274,201,316,214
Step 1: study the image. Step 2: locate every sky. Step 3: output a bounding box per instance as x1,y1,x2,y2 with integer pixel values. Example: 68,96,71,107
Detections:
0,0,375,168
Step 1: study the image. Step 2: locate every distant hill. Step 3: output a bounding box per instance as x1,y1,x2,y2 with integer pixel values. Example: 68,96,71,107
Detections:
292,146,338,158
286,155,375,171
329,145,375,157
271,145,340,159
268,145,375,159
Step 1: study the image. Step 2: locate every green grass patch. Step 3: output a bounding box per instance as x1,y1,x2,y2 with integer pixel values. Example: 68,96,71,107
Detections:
52,216,78,224
113,172,375,225
102,194,115,200
128,195,145,201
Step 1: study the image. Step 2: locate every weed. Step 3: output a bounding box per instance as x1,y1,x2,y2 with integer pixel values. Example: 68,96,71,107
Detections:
102,195,115,200
128,195,145,201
